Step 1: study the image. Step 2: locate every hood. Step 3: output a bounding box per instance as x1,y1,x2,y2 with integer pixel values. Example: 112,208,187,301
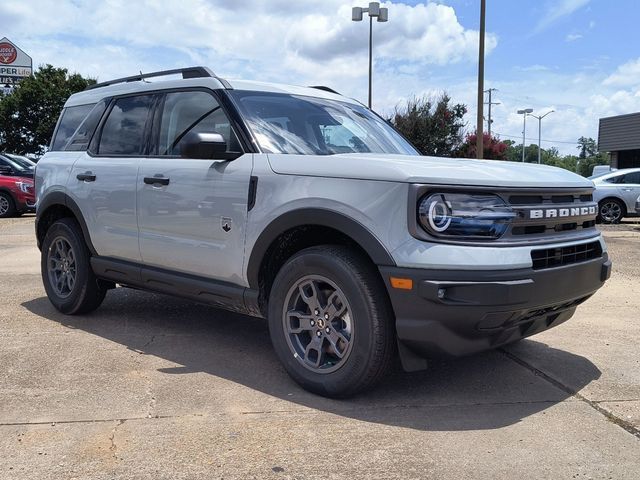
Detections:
267,153,594,189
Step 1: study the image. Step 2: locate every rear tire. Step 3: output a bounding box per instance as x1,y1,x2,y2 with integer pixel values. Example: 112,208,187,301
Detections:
0,192,16,218
598,198,625,224
41,218,107,314
268,245,395,398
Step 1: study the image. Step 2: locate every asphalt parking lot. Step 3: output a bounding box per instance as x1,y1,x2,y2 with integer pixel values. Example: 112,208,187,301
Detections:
0,216,638,479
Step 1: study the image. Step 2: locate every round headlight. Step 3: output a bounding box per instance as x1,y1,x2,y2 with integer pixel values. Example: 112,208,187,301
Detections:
424,194,452,232
418,192,515,240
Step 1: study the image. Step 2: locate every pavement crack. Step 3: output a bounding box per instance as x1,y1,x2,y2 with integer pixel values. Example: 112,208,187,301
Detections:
109,419,125,460
499,348,640,440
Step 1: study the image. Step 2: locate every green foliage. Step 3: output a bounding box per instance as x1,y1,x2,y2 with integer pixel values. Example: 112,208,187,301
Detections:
0,65,96,155
391,94,467,157
502,136,609,176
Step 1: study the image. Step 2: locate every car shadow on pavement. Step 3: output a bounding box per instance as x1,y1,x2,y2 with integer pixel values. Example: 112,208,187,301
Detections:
22,288,601,432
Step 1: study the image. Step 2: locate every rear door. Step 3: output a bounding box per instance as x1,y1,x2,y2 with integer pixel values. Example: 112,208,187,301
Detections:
137,89,252,283
616,171,640,212
69,94,156,262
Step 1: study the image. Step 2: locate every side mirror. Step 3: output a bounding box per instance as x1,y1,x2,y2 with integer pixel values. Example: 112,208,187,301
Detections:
0,165,13,175
180,132,230,160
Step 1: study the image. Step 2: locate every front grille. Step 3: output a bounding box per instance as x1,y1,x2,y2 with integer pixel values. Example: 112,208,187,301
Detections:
531,241,602,270
509,193,593,205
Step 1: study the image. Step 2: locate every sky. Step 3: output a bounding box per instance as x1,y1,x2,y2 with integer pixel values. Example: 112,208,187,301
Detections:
1,0,639,155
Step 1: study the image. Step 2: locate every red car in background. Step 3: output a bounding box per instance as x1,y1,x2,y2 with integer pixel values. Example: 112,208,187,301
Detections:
0,159,35,218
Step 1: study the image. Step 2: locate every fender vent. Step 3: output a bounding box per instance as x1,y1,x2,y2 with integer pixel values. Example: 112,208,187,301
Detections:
531,241,602,270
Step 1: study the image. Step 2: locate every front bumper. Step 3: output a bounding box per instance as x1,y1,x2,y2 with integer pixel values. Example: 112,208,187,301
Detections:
380,255,611,366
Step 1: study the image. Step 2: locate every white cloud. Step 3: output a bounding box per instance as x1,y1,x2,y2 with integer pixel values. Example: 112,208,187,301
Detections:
535,0,590,32
565,33,583,42
603,58,640,87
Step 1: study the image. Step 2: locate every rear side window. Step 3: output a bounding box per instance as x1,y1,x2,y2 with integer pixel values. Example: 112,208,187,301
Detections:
98,95,154,155
50,104,95,151
620,172,640,184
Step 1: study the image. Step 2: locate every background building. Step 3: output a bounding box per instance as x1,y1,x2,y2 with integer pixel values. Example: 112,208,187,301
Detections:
598,113,640,169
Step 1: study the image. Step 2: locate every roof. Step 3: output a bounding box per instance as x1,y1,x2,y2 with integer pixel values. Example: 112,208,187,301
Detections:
64,67,357,108
598,112,640,152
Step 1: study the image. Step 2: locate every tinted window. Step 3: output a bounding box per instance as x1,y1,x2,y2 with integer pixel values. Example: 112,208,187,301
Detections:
51,104,95,151
229,91,418,156
620,172,640,184
157,91,238,156
65,100,108,151
98,95,154,155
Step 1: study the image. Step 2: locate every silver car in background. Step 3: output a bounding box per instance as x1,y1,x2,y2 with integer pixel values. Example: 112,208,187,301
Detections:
591,168,640,223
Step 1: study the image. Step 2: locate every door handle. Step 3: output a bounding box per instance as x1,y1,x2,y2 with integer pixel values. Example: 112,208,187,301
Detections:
76,172,96,182
144,176,170,186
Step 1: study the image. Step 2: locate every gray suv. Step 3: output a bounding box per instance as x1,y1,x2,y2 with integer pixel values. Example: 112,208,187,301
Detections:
35,67,611,397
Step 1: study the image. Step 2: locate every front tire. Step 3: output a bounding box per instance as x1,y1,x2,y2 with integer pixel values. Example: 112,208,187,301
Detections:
268,246,395,398
598,198,625,224
41,218,107,314
0,192,16,218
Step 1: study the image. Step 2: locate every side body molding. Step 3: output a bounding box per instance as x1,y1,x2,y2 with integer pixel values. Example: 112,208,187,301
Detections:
245,208,396,289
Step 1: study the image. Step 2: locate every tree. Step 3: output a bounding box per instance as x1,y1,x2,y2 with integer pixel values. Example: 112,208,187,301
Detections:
0,65,95,155
457,132,509,160
577,136,598,159
391,94,467,157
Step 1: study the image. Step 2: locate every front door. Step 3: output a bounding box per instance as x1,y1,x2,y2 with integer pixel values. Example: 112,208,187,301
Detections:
616,171,640,212
137,89,252,285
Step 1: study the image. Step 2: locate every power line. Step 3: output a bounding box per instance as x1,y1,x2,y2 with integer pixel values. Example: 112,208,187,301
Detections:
494,132,578,145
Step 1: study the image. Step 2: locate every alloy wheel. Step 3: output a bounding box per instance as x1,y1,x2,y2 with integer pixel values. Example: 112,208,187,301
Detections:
47,237,77,298
282,275,354,374
600,201,622,223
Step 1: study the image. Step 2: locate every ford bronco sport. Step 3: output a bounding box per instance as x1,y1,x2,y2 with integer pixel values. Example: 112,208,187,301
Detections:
35,67,611,397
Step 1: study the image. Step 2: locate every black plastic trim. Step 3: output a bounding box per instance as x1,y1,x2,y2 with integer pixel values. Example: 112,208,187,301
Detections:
379,254,610,363
247,176,258,211
90,256,261,317
85,66,232,91
246,208,396,289
35,191,96,254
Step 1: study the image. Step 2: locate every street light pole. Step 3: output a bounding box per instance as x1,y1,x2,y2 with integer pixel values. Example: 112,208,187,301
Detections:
352,2,388,109
517,108,533,162
527,110,555,164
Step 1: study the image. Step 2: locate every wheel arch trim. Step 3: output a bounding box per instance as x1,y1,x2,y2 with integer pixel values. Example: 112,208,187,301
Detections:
36,191,96,254
246,208,396,289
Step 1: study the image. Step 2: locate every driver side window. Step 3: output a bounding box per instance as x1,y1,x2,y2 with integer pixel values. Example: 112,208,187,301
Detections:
157,91,238,156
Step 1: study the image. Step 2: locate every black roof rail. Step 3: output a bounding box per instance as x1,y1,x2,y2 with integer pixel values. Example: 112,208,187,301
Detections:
85,66,233,90
309,85,341,95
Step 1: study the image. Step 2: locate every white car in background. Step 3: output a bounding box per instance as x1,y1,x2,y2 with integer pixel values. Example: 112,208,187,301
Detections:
591,168,640,223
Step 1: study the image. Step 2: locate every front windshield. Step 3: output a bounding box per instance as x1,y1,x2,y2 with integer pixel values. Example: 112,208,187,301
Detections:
229,91,418,156
6,154,35,169
0,155,30,173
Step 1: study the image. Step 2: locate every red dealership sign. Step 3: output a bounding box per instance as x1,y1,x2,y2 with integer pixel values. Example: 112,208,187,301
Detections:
0,42,17,64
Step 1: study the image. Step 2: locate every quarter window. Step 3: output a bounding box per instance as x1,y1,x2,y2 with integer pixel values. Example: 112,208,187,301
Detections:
98,95,154,155
50,104,95,151
156,91,238,156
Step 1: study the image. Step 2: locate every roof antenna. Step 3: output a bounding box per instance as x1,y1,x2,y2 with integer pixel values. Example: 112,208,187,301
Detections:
140,71,150,83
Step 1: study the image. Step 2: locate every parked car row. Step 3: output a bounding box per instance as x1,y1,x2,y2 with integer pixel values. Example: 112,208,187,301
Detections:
0,153,36,218
590,167,640,223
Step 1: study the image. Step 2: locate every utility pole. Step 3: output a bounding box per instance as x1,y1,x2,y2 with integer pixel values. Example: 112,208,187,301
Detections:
484,88,500,136
517,108,533,162
476,0,486,159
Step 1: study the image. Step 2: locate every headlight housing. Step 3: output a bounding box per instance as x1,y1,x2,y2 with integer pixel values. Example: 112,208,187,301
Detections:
15,181,33,194
418,192,516,240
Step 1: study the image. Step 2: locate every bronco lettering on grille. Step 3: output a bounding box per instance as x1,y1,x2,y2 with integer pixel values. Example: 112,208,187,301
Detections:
529,206,597,219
